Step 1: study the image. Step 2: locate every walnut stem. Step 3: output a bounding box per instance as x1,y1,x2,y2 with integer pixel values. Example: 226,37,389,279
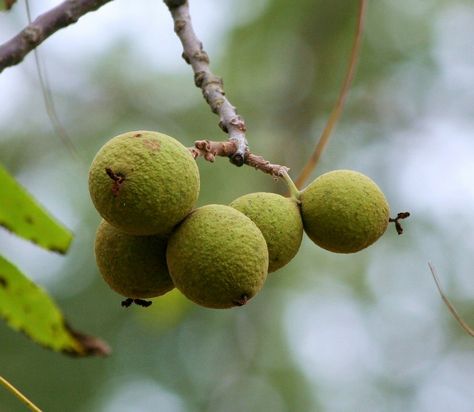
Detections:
164,0,248,166
0,0,114,74
190,139,289,178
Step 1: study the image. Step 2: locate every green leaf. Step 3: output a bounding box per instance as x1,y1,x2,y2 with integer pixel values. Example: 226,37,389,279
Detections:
0,255,110,356
0,164,73,254
0,0,17,11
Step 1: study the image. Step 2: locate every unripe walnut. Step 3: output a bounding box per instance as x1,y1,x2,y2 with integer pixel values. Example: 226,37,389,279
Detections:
300,170,390,253
166,205,268,309
89,130,199,236
230,192,303,272
95,220,174,298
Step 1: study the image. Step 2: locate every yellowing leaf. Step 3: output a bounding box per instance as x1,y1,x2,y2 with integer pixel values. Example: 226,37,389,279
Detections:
0,255,110,356
0,164,73,254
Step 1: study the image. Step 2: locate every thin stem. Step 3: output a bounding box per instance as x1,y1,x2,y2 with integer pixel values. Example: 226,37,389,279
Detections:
24,0,83,164
0,375,42,412
295,0,368,189
428,262,474,337
281,170,301,200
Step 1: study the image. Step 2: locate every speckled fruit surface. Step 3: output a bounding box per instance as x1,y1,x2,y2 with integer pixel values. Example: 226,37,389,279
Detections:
89,130,199,236
166,204,268,309
95,220,174,298
230,192,303,272
300,170,390,253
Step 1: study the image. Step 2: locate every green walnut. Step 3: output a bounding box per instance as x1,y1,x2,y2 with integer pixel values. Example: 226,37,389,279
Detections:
166,204,268,309
95,220,174,298
300,170,390,253
89,130,200,236
230,192,303,273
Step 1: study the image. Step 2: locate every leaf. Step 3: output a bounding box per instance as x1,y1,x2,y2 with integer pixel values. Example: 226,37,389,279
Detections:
0,164,73,254
0,255,110,356
0,0,17,11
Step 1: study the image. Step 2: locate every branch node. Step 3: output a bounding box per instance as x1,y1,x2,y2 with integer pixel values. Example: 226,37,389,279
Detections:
218,121,228,133
193,50,209,64
174,19,186,34
229,116,246,132
181,52,191,64
230,153,245,167
211,98,225,114
194,71,205,88
23,27,41,44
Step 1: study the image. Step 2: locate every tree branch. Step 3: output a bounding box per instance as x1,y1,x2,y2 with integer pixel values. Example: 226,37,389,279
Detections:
164,0,248,166
0,0,114,74
190,139,288,178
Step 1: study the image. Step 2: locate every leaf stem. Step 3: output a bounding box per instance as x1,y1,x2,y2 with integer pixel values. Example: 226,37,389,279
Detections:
295,0,367,189
0,375,42,412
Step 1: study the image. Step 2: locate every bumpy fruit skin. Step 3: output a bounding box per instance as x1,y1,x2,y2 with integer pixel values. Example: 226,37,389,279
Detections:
89,130,199,236
230,192,303,273
95,220,174,298
166,204,269,309
300,170,390,253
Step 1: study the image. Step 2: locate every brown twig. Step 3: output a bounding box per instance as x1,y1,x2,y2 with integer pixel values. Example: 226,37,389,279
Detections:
164,0,248,166
190,139,289,178
295,0,368,189
165,0,290,177
428,262,474,338
0,0,114,74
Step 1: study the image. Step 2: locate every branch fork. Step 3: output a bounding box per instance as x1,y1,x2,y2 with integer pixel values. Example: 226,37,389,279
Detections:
190,139,289,178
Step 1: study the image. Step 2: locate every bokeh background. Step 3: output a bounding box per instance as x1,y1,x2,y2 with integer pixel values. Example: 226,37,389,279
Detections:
1,0,474,411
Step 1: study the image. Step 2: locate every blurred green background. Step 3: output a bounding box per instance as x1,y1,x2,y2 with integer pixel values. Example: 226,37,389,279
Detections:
1,0,474,411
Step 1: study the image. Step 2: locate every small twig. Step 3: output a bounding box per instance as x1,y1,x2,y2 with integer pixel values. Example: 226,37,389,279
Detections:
295,0,367,189
166,1,291,179
190,139,289,178
0,375,42,412
389,211,410,235
164,0,248,165
0,0,114,74
428,262,474,337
